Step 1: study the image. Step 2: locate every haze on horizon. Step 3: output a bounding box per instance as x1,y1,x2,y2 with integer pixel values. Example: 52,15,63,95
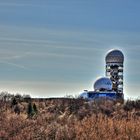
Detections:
0,0,140,99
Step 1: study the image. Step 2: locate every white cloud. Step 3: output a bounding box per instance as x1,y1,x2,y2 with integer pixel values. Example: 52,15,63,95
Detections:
0,60,29,70
0,1,46,7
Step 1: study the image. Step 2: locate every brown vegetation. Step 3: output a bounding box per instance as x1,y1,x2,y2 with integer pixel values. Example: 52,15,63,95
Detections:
1,97,140,140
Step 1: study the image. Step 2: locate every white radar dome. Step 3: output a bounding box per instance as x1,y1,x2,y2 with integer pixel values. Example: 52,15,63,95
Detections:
79,90,88,99
94,77,112,91
106,49,124,63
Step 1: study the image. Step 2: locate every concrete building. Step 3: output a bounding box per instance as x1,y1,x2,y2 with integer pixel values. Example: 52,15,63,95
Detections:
79,49,124,100
105,49,124,99
79,77,117,100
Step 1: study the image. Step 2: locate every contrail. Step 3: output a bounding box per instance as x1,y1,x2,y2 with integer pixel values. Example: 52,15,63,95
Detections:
0,60,29,70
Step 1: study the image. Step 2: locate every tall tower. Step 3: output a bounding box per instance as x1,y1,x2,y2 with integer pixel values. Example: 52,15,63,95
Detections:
105,49,124,99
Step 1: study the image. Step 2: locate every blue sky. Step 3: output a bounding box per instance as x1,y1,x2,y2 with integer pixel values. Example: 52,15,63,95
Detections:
0,0,140,98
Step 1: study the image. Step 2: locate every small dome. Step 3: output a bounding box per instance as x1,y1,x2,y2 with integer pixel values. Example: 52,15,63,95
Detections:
79,90,88,99
106,49,124,63
94,77,112,91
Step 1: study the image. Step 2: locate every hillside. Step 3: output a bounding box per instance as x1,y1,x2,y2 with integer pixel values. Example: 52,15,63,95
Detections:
1,98,140,140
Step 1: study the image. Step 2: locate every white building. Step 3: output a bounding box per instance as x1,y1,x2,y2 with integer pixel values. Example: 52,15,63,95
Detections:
79,77,117,100
105,49,124,99
79,49,124,100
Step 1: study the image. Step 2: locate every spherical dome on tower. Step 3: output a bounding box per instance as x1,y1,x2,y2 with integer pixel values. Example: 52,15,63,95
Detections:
106,49,124,63
94,77,112,91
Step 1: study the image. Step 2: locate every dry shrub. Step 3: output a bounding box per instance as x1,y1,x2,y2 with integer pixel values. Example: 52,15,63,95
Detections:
124,99,140,111
1,99,140,140
76,114,140,140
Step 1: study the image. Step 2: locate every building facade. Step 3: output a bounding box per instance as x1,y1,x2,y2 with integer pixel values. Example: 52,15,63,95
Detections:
80,49,124,101
105,50,124,99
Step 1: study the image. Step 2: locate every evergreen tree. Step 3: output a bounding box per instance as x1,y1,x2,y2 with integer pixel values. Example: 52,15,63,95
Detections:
11,98,17,108
14,105,20,115
33,103,38,114
27,102,34,118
